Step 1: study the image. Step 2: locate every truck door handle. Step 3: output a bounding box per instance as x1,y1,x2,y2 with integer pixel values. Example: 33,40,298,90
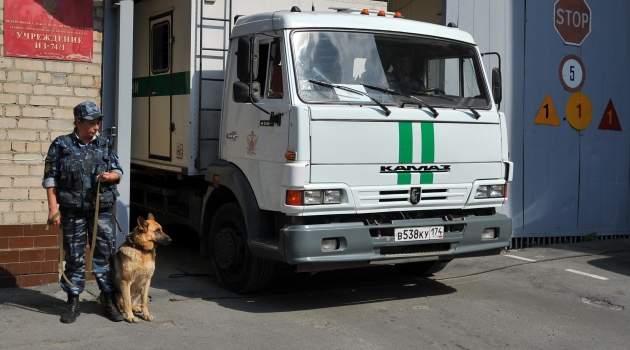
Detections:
226,131,238,140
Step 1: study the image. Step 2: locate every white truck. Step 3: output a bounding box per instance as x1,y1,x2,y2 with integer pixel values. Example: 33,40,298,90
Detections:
130,0,513,293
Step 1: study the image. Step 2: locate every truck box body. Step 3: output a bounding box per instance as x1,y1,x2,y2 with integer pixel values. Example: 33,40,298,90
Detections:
131,0,386,175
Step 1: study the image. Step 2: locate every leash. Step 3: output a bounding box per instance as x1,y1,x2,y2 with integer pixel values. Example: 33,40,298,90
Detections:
86,174,102,279
46,211,77,287
46,173,106,288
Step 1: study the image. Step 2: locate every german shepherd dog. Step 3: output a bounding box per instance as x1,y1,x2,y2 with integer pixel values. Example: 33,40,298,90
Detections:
103,213,172,323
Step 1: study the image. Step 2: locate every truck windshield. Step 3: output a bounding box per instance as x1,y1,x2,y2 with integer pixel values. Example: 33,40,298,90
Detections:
292,31,490,108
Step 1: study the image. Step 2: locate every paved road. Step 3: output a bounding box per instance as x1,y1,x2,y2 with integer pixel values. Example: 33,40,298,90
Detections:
1,233,628,350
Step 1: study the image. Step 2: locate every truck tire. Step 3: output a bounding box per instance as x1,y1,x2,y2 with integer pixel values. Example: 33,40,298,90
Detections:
395,260,450,276
209,202,274,293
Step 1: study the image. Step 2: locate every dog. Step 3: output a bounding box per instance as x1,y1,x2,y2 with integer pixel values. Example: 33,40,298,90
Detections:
103,213,171,323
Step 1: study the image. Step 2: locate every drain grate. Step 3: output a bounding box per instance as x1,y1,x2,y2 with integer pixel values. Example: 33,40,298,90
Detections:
510,235,630,249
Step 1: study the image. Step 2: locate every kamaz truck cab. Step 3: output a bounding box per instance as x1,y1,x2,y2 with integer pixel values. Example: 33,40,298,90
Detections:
198,8,513,293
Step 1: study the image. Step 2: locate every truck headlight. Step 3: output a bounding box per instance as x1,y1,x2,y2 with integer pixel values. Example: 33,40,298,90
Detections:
287,189,343,206
323,190,342,204
475,184,505,199
490,185,504,198
304,190,323,205
475,185,489,198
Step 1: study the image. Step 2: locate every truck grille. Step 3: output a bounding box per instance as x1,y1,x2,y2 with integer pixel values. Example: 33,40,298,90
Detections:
378,188,448,202
354,185,469,209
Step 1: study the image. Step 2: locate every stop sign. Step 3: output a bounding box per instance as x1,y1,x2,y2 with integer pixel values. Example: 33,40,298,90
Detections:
554,0,591,46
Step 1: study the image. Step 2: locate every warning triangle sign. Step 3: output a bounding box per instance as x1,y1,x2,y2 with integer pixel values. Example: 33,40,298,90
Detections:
534,93,561,126
598,99,622,131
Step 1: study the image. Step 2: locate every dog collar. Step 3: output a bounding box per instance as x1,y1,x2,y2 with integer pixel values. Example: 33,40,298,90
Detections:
126,235,137,249
126,235,153,252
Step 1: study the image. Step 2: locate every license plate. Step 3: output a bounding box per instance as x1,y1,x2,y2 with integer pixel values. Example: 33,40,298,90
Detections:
394,226,444,242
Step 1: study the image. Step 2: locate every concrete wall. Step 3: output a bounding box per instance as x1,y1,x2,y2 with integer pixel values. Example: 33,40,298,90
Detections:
0,0,104,287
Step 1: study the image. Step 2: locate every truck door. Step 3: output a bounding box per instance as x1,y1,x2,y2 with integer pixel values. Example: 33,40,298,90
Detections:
223,38,291,210
148,13,172,160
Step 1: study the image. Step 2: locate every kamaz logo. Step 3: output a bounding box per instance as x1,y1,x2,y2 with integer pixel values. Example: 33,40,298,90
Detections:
380,165,451,173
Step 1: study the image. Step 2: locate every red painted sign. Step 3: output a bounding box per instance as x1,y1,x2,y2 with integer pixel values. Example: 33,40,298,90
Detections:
3,0,93,61
554,0,591,46
598,99,622,131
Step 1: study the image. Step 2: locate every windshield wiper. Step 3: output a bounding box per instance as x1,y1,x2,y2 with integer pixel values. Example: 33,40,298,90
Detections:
410,90,480,119
308,80,391,116
361,83,439,118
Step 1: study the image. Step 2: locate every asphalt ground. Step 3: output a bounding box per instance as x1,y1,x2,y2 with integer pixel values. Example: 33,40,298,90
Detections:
1,229,628,350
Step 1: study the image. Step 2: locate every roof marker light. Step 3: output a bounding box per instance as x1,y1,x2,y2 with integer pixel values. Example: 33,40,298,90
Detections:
377,10,386,16
361,9,369,15
394,12,403,18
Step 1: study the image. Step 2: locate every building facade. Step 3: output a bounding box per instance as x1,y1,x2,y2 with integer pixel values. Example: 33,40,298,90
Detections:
0,0,104,287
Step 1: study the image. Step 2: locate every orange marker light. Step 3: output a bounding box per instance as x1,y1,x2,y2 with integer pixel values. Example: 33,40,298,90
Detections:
285,151,296,161
361,8,369,15
394,12,402,18
286,190,303,206
504,184,508,198
213,174,220,183
377,10,386,16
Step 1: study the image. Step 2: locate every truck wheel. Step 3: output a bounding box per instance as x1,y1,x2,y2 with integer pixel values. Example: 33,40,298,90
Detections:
395,260,450,276
209,202,274,293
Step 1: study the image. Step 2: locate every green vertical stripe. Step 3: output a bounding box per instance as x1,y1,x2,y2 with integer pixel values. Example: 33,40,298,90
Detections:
420,122,435,184
420,172,434,184
398,122,413,184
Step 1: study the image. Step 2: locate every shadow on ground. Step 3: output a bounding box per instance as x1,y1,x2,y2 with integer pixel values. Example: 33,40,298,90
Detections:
0,280,110,321
151,224,457,313
535,238,630,278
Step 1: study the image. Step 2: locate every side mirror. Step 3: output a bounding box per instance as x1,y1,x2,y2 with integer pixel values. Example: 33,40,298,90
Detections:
233,81,261,103
236,36,259,81
492,68,502,105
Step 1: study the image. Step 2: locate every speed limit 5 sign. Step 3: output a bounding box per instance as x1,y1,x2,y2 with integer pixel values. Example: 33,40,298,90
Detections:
559,54,585,92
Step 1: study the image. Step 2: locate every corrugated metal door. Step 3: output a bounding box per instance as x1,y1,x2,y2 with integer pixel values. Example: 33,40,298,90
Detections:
524,0,630,235
442,0,630,237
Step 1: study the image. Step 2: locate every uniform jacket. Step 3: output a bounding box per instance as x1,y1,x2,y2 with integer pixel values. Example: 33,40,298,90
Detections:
43,131,123,212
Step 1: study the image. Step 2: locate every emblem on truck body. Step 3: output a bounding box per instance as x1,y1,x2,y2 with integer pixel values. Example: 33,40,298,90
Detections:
410,187,421,205
380,165,451,173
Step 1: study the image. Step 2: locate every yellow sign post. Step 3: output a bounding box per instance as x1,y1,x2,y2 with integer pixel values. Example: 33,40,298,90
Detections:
565,92,592,131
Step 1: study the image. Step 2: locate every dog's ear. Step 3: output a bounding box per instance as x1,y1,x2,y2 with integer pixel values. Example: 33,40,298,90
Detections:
137,215,147,229
147,213,155,221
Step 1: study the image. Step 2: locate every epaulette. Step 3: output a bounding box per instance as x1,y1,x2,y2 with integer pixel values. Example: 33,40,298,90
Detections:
57,134,74,151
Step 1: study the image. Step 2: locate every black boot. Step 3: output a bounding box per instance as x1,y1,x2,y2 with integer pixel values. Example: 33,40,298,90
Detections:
102,291,124,322
60,295,81,323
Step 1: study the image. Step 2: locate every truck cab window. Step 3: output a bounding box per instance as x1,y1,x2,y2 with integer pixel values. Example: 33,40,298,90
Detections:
293,31,490,108
151,21,170,74
255,43,269,97
427,57,482,98
266,41,284,99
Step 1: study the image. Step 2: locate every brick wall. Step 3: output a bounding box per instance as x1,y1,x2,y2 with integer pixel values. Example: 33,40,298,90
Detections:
0,224,59,287
0,1,104,287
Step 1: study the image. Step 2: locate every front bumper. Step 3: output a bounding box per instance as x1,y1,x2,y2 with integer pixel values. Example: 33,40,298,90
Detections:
281,214,512,271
